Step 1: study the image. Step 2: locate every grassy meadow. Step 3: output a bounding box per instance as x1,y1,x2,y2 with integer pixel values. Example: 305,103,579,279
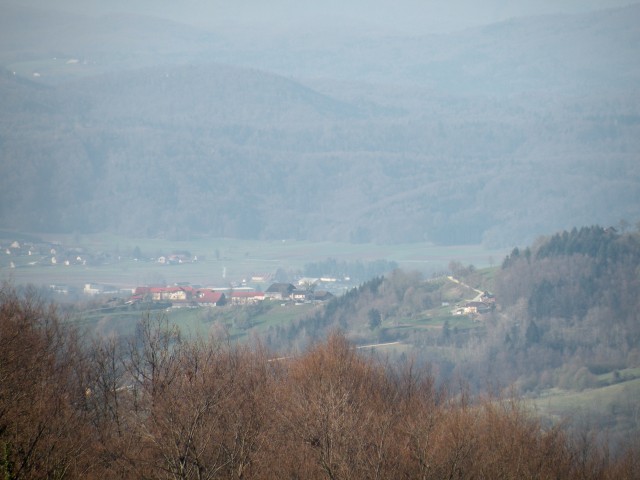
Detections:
0,232,507,290
529,368,640,448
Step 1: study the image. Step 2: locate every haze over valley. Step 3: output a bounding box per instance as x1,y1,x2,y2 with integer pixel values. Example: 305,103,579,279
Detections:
1,3,640,477
1,1,639,246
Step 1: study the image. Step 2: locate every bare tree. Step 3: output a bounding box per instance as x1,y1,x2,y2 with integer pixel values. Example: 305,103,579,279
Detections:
0,285,92,479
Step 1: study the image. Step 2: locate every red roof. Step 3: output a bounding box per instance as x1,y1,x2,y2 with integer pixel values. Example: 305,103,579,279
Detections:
195,290,224,304
133,286,224,304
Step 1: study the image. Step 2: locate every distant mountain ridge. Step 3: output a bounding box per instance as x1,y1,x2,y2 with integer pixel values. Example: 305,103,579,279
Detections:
0,4,638,245
59,64,364,125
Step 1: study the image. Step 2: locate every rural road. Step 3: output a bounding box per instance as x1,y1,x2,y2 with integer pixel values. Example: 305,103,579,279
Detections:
447,276,484,301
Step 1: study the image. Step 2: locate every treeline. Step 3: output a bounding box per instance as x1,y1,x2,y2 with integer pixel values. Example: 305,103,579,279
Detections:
3,285,639,479
502,225,640,267
496,226,640,353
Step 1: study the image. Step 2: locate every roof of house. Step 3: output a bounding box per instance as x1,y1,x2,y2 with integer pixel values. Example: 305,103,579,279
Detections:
265,283,296,294
314,290,335,300
466,302,487,308
195,290,224,304
134,286,195,295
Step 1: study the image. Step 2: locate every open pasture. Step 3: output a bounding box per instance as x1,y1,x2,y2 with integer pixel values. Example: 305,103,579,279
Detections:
1,232,507,289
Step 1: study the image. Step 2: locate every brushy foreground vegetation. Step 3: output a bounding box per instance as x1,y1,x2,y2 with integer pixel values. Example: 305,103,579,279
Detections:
2,286,639,479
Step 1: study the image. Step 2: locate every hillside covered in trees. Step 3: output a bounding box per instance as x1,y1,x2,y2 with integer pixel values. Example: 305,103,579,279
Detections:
257,226,640,446
1,3,639,245
492,226,640,387
1,286,639,479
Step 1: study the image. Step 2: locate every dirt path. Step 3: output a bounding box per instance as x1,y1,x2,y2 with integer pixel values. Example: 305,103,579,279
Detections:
447,276,484,301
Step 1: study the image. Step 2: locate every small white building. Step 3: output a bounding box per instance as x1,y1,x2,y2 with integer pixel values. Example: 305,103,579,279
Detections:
84,284,103,295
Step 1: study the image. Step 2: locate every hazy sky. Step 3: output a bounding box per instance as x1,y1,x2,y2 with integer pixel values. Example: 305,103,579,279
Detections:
10,0,639,33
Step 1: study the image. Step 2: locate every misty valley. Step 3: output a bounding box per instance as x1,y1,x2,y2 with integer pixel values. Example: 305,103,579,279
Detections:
1,1,640,478
2,225,640,477
1,4,639,247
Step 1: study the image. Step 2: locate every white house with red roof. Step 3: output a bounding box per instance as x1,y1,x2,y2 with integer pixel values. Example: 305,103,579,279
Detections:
132,286,225,306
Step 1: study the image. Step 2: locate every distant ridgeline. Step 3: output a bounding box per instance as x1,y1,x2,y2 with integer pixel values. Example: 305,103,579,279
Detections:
2,3,640,246
503,225,640,267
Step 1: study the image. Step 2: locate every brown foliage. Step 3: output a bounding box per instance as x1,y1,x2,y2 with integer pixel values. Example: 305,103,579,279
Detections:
0,286,92,479
268,334,402,479
1,287,639,479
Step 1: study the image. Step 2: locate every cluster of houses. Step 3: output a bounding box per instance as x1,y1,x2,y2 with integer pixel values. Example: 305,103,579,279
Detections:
1,239,118,269
2,238,201,271
453,291,496,316
129,282,334,308
156,253,196,265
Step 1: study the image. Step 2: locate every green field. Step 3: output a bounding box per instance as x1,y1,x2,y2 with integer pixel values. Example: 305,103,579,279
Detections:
530,372,640,442
66,299,318,344
0,232,507,290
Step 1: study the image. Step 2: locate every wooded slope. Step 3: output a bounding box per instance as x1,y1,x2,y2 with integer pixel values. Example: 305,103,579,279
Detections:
1,286,638,478
1,4,639,245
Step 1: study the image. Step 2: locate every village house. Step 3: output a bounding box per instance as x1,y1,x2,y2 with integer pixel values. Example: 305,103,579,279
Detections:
453,292,497,316
251,274,272,283
194,290,226,307
84,283,104,295
134,286,194,302
49,284,73,295
230,291,265,305
132,286,225,306
463,301,492,315
291,289,309,302
297,277,320,287
265,283,296,300
84,284,119,296
313,290,335,302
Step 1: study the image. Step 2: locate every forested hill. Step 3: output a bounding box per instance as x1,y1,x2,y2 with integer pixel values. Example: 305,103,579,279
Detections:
1,4,639,244
496,226,640,352
273,226,640,395
2,288,639,478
